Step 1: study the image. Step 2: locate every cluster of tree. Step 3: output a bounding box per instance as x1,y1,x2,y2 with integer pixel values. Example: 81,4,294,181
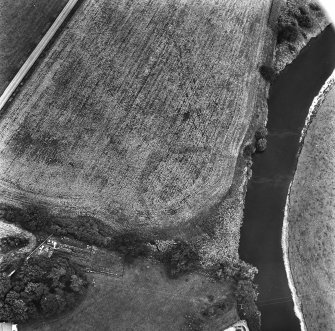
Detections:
243,126,268,158
0,236,29,253
0,255,87,323
160,240,199,279
277,22,299,44
259,65,277,83
3,206,152,264
309,2,321,12
111,232,150,263
4,206,110,247
294,6,314,28
214,259,258,282
211,259,260,330
277,3,318,44
4,206,50,232
235,279,261,331
254,127,268,153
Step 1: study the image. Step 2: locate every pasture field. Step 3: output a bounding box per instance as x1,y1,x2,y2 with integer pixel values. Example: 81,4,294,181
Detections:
286,83,335,330
0,0,69,95
22,260,238,331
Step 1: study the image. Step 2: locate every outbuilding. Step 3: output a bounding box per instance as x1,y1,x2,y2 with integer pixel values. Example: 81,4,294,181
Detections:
0,323,18,331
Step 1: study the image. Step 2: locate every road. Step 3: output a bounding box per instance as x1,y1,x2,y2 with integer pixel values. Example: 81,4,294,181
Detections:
0,0,80,111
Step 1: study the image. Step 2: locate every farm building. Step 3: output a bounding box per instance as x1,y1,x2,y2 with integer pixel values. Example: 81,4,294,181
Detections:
0,323,18,331
224,320,249,331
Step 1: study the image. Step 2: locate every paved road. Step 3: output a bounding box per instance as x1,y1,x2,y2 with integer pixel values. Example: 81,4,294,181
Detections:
0,0,79,111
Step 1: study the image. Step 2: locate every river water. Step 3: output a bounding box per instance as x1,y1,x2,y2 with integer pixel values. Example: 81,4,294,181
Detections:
239,25,335,331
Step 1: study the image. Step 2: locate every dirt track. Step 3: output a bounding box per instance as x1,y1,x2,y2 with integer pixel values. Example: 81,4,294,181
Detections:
0,0,69,94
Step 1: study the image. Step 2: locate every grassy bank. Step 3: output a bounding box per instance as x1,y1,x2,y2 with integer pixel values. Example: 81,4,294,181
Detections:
0,0,69,95
286,80,335,330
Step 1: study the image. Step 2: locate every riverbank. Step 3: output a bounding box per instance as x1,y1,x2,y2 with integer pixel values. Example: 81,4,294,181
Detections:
285,76,335,330
240,23,335,331
274,0,329,72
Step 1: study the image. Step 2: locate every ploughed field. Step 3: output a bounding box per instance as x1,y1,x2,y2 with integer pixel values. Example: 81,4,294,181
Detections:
0,0,272,232
287,82,335,330
0,0,69,94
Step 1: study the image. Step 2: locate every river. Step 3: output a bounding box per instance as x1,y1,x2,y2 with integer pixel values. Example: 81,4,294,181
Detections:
239,25,335,331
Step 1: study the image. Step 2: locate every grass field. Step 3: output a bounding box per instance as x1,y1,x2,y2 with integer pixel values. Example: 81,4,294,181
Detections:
0,0,273,234
22,260,238,331
286,82,335,330
0,0,69,95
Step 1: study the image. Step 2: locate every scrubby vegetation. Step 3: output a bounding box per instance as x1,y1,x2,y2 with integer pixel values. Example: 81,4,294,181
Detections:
3,205,151,263
160,240,199,279
0,255,87,323
111,232,150,263
0,235,29,253
255,127,268,140
255,138,267,152
235,280,260,331
309,2,321,11
277,23,299,44
215,259,257,281
254,126,268,153
259,65,278,83
213,259,260,330
4,206,107,244
296,11,314,29
243,144,256,157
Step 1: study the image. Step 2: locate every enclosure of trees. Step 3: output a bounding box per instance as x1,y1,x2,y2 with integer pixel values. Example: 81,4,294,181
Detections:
0,236,29,253
0,255,87,323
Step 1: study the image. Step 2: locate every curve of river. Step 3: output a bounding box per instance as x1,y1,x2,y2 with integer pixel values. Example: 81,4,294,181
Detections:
239,25,335,331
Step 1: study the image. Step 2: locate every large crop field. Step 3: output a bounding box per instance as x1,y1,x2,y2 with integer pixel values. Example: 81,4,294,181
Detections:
0,0,69,95
0,0,278,329
0,0,273,234
286,82,335,330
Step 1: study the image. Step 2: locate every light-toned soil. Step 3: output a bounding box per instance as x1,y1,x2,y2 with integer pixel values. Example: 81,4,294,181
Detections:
286,82,335,330
22,260,238,331
0,0,273,234
0,0,69,94
274,0,329,72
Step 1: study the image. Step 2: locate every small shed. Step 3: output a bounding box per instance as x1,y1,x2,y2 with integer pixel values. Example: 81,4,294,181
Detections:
224,320,249,331
0,323,18,331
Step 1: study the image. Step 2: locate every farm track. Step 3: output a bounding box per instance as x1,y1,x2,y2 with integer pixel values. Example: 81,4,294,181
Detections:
0,0,69,95
0,0,79,110
0,0,273,232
